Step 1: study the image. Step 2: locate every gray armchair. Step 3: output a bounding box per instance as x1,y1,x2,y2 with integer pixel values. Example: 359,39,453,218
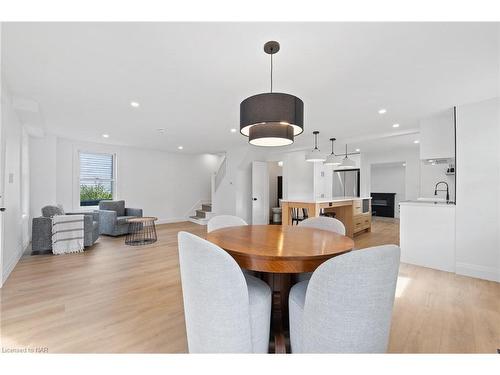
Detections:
32,205,99,252
97,200,143,236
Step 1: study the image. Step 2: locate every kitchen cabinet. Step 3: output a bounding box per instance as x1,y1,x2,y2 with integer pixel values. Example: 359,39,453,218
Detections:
352,198,371,235
399,201,455,272
419,108,455,160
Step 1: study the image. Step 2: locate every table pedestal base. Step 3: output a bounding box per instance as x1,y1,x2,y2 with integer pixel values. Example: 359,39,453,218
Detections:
262,273,292,354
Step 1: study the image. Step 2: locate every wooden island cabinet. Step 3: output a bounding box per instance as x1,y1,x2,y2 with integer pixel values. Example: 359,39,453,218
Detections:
281,197,371,238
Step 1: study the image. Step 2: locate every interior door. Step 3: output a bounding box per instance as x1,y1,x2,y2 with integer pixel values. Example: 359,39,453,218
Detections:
252,161,269,225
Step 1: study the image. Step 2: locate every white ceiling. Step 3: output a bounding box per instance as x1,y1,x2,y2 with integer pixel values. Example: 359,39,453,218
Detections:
2,22,498,154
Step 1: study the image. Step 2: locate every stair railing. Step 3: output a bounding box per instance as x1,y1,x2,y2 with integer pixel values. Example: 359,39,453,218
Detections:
214,155,226,192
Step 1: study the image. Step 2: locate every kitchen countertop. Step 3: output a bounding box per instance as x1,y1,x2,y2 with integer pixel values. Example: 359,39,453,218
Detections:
281,196,372,204
399,200,456,207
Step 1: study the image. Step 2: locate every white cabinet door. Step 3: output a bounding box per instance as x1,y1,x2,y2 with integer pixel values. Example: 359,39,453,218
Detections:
400,203,456,272
419,108,455,160
251,161,269,225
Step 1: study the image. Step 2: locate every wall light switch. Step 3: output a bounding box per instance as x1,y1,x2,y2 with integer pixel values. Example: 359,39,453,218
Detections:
8,173,14,183
320,171,325,177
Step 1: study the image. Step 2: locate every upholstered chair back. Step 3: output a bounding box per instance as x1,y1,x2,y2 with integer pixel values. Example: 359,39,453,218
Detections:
207,215,247,233
41,205,65,218
98,200,125,216
301,245,400,353
177,231,253,353
298,216,346,235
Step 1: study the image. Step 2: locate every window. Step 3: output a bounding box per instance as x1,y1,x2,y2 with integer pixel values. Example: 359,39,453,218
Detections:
79,152,115,206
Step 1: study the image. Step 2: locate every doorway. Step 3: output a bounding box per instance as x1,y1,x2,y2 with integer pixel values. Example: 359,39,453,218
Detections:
364,161,406,247
251,161,283,225
370,162,406,219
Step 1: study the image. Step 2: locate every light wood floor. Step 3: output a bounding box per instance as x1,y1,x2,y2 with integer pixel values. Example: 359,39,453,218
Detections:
1,218,499,353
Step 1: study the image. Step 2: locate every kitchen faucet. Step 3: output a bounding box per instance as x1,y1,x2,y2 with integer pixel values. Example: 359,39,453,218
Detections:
434,181,449,202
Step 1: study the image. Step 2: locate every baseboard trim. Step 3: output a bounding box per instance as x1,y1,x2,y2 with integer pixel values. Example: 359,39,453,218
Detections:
1,245,26,288
455,262,500,282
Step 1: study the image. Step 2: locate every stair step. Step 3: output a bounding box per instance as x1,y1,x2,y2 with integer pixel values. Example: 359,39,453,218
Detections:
189,216,208,225
195,210,207,218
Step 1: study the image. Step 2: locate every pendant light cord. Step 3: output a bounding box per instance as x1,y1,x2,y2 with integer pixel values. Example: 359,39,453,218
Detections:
270,52,273,93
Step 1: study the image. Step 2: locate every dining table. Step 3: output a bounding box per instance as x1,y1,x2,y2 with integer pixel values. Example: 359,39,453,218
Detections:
206,224,355,353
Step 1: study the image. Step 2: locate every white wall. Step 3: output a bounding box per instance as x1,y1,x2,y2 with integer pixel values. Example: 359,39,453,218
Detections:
1,83,29,286
371,164,406,218
29,134,57,220
283,151,314,201
455,97,500,282
30,136,220,224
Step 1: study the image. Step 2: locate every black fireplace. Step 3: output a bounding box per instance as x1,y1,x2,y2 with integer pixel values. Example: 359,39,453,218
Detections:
370,192,396,218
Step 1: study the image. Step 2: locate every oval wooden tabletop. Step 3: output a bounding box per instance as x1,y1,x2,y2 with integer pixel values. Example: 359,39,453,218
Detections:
206,225,354,273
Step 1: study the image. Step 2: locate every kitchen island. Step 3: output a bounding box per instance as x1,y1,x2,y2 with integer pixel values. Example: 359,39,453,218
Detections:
281,197,372,238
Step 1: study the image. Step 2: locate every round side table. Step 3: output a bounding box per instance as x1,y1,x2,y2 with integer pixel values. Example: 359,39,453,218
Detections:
125,217,158,246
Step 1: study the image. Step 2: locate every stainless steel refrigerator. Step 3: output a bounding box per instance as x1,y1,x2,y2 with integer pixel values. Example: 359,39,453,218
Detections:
332,169,360,197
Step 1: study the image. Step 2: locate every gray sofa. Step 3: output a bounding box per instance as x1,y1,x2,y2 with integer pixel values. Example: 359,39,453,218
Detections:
97,200,143,236
32,205,100,252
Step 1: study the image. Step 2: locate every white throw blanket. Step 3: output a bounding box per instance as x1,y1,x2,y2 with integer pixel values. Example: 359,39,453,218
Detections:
52,215,85,255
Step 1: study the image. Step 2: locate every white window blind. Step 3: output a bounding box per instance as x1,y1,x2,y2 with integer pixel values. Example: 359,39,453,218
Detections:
79,152,115,206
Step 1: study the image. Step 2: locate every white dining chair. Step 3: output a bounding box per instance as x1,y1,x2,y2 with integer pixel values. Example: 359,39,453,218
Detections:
207,215,254,275
207,215,247,233
178,231,271,353
298,216,346,235
289,245,401,353
296,216,346,281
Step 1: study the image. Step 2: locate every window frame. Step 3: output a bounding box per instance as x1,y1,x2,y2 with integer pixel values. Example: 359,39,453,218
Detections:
74,149,118,210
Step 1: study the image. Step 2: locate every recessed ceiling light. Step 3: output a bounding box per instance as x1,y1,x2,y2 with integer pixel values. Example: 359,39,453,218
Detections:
414,140,420,144
402,163,406,167
102,134,110,138
378,108,387,114
230,128,237,133
355,148,360,152
178,146,184,150
392,123,400,128
130,101,140,108
428,159,434,163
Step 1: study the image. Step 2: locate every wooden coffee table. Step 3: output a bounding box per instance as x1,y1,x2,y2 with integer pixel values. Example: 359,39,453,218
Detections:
125,217,158,246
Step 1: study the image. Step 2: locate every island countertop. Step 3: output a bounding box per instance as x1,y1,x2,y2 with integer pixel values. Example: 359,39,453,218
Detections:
281,196,372,204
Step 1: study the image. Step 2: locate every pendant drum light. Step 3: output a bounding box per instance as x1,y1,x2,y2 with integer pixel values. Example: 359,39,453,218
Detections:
339,144,356,168
240,41,304,147
305,131,326,162
324,138,342,166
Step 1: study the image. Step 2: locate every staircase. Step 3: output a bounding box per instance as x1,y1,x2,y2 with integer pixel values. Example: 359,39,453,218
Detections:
188,203,214,225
